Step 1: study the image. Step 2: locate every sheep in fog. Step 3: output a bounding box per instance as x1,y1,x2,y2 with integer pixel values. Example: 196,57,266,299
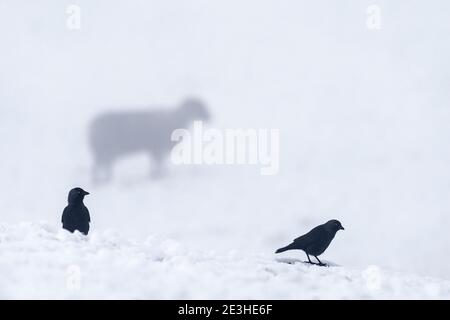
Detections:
89,98,210,183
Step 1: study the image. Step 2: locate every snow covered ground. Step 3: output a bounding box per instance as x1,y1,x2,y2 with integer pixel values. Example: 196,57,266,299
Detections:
0,222,448,299
1,1,450,299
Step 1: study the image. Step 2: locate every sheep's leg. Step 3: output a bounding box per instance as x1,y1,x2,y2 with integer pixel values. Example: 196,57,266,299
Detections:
92,161,113,185
149,152,167,180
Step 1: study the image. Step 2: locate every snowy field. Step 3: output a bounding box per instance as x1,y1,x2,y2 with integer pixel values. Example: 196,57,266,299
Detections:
1,222,449,299
1,1,450,299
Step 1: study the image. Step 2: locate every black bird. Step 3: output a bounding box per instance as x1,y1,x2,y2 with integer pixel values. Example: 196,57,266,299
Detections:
61,188,91,235
275,220,344,266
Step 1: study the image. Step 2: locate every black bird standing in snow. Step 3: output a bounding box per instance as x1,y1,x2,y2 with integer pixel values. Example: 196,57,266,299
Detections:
275,220,344,266
61,188,91,235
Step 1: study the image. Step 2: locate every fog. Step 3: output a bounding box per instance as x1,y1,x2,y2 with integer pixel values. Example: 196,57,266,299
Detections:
1,1,450,278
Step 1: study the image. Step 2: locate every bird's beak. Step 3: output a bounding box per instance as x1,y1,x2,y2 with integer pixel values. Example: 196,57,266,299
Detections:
340,226,345,230
83,191,90,196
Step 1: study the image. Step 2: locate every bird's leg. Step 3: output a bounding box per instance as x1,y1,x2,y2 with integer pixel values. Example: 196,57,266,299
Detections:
314,256,327,267
305,253,315,265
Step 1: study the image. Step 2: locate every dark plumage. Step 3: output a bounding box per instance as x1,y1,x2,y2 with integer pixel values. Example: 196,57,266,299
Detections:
61,188,91,235
275,219,344,266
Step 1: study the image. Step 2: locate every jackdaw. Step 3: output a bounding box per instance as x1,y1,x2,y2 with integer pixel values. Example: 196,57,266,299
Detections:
275,219,344,266
61,188,91,235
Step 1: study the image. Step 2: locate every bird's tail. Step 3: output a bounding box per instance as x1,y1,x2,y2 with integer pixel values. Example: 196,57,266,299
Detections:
275,243,293,254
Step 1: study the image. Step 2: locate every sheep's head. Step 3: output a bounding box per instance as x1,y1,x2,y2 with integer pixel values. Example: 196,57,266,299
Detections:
179,98,210,122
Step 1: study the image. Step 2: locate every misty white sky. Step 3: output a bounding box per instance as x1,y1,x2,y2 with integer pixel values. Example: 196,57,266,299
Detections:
1,1,450,278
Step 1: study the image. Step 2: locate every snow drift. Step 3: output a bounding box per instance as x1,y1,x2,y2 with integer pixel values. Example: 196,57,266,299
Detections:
0,223,448,299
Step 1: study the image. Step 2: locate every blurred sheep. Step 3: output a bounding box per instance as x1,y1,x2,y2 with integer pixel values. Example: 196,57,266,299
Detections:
89,98,210,183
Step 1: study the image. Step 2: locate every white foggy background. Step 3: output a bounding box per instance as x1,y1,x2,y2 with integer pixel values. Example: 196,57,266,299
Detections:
1,0,450,279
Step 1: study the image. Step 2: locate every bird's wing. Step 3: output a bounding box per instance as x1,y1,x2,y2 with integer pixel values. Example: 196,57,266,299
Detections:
61,207,69,223
84,207,91,222
292,225,324,248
